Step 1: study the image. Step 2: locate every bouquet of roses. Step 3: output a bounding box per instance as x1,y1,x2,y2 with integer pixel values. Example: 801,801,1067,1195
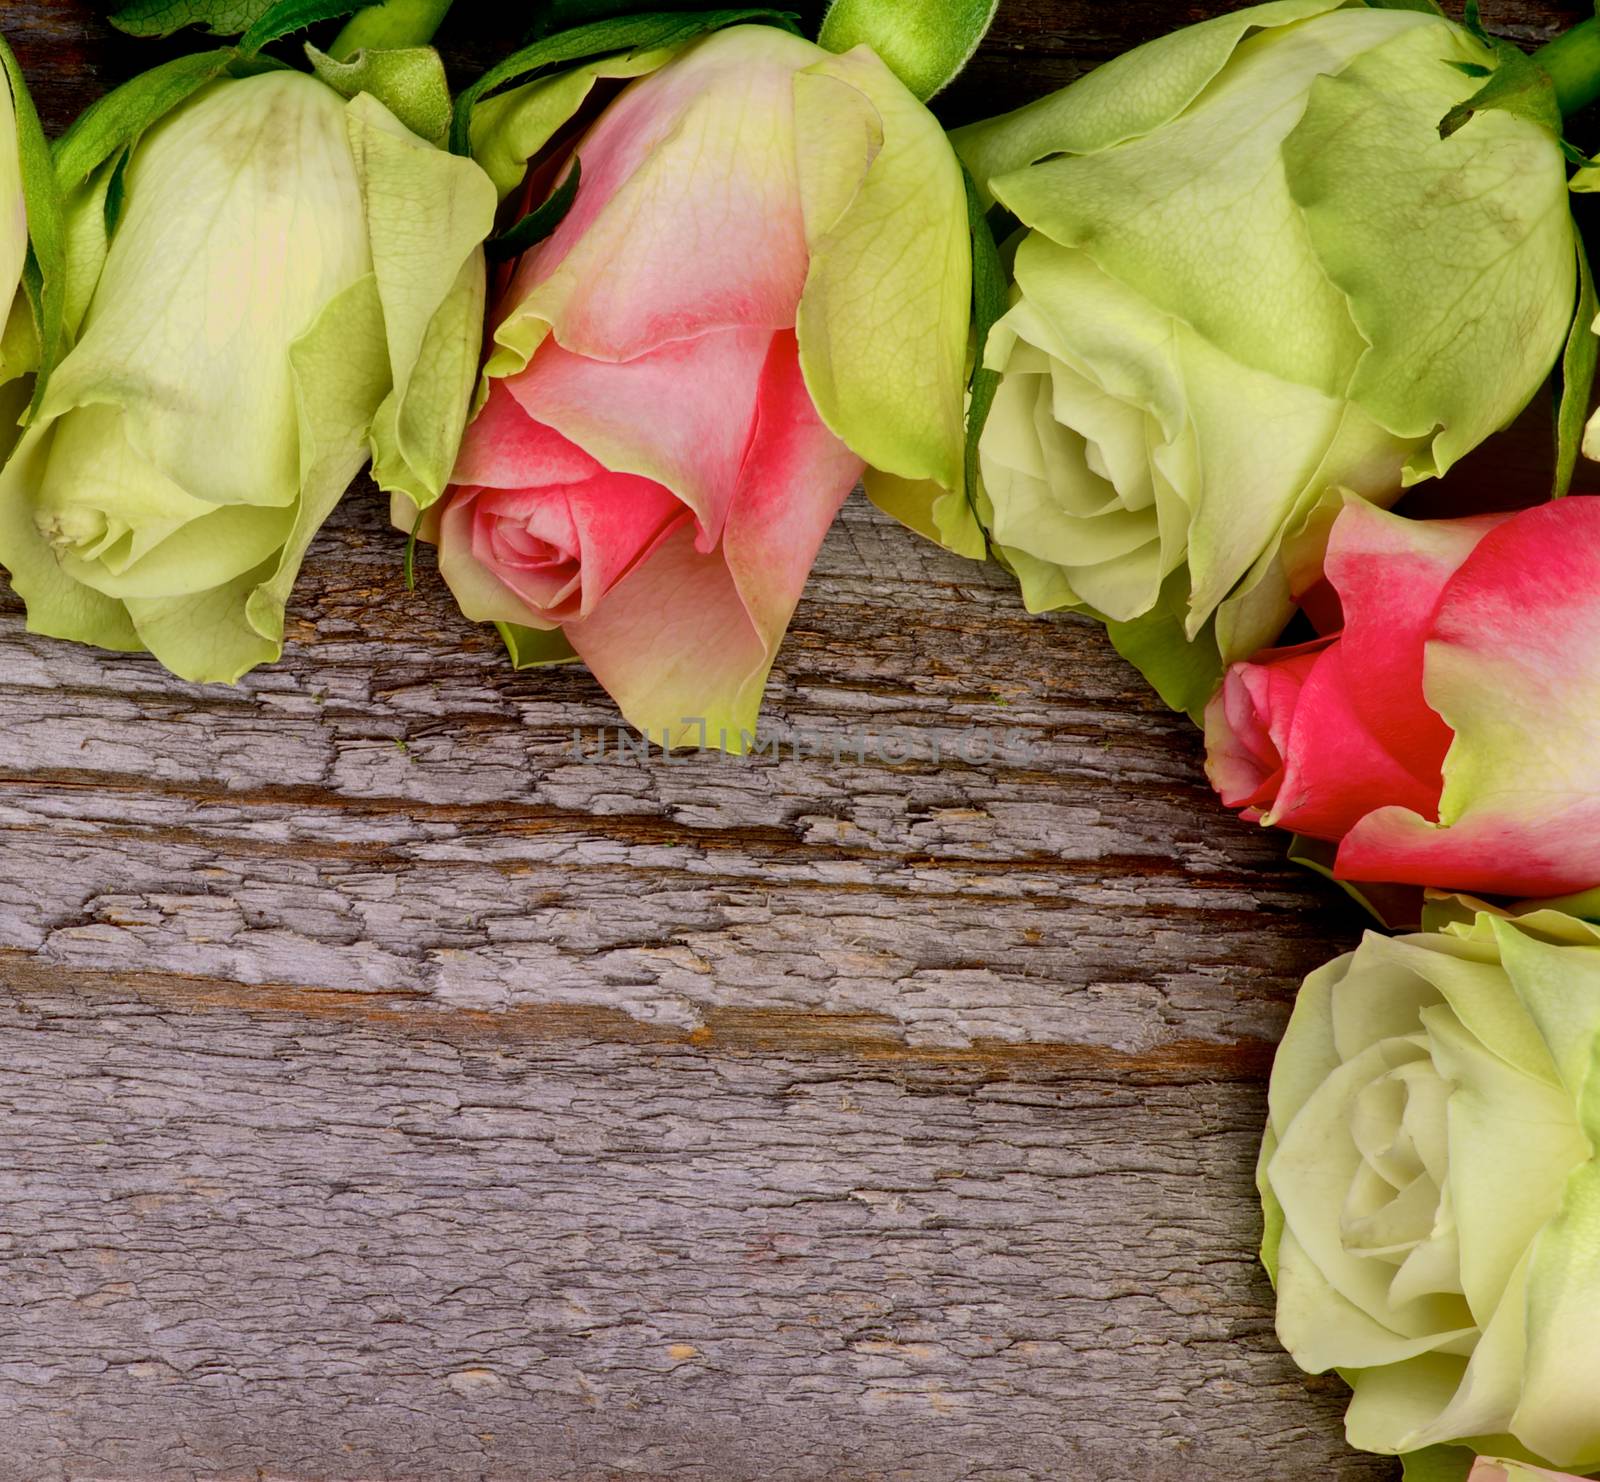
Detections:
6,1,1600,1476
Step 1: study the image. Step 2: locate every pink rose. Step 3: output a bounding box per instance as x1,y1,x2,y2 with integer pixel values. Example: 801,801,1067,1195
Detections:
424,25,972,751
1204,497,1600,897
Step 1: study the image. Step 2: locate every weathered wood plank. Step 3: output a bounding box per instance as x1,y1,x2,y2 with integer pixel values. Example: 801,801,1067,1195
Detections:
0,1,1582,1477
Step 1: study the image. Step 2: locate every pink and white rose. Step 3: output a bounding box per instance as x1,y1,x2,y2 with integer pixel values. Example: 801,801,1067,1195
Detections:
412,24,971,750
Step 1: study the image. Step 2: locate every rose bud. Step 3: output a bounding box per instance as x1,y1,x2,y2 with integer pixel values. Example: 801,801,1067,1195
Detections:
943,1,1574,712
1205,497,1600,899
411,23,971,751
1261,908,1600,1470
0,71,496,682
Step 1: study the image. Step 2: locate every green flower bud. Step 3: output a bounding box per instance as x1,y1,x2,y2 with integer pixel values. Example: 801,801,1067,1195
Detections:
950,1,1575,707
0,70,496,682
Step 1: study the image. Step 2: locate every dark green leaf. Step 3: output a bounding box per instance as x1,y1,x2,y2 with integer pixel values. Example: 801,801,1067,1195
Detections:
53,49,237,189
487,156,582,261
530,0,823,34
109,0,275,38
961,164,1004,537
1554,227,1596,498
0,35,66,406
1462,0,1488,42
239,0,362,54
1439,41,1560,140
1362,0,1444,12
450,8,799,154
1445,60,1492,77
102,148,133,239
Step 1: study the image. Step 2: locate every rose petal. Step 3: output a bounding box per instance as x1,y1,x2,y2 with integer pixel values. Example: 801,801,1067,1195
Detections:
1338,499,1600,895
498,26,816,362
565,331,859,748
507,328,772,547
453,380,603,490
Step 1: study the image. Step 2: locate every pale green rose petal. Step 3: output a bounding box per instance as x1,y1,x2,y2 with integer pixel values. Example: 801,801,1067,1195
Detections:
1346,1352,1472,1455
41,75,372,514
987,8,1426,398
124,274,390,681
1513,1156,1600,1469
1422,1009,1585,1324
59,165,115,347
1400,936,1564,1090
1174,318,1358,631
1272,1036,1475,1353
1284,21,1573,481
1001,544,1080,613
62,497,294,601
796,44,969,495
468,48,677,201
952,0,1345,194
0,420,141,652
34,403,215,569
346,91,496,508
1275,1225,1474,1375
1325,938,1448,1065
861,468,986,560
1493,919,1600,1109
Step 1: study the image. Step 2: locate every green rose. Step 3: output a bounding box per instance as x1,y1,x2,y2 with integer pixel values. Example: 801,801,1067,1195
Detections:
1260,906,1600,1471
0,69,495,682
946,0,1575,711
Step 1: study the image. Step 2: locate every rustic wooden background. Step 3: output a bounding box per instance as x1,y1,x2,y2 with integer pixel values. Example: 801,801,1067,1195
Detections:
0,2,1579,1478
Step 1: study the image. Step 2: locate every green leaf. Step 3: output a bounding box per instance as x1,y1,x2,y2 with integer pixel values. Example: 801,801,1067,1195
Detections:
1397,1446,1481,1482
1439,41,1561,140
52,49,237,190
305,41,452,146
239,0,362,55
0,34,66,405
497,622,579,668
817,0,997,101
450,8,800,154
532,0,821,30
109,0,275,38
1362,0,1444,12
1102,570,1224,720
487,155,581,261
961,164,1003,528
1554,226,1596,499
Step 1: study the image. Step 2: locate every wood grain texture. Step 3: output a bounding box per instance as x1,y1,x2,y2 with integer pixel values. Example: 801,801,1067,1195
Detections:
0,2,1581,1479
